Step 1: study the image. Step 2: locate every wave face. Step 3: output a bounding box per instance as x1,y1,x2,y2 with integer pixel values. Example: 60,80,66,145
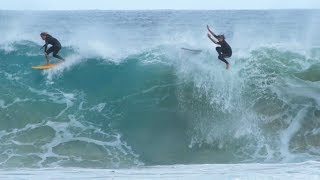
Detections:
0,10,320,168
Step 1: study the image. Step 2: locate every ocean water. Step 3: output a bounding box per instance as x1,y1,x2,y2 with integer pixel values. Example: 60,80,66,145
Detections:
0,10,320,178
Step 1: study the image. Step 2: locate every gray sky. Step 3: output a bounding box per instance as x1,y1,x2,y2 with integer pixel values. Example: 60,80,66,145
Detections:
1,0,320,10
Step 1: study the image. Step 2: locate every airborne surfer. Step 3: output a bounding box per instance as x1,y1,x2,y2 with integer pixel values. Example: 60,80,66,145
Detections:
207,25,232,69
40,32,65,64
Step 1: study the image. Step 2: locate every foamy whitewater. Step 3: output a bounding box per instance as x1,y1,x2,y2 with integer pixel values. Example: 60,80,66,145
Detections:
0,10,320,179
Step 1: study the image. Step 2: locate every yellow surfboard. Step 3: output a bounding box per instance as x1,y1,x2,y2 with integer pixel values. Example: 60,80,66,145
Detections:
32,61,63,70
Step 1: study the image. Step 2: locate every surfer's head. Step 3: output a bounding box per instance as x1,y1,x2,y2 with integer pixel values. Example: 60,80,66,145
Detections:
40,32,48,40
217,35,225,42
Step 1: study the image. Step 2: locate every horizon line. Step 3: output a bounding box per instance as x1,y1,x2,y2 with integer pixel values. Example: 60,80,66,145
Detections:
0,8,319,11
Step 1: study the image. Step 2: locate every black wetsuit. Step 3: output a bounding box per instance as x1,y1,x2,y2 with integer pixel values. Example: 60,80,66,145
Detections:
216,40,232,65
43,35,64,60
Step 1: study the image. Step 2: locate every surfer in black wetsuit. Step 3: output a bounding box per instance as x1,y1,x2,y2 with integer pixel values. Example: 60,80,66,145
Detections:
40,32,65,64
207,25,232,69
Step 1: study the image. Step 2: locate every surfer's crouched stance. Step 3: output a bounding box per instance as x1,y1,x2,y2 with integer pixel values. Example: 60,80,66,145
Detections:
207,25,232,69
40,32,65,64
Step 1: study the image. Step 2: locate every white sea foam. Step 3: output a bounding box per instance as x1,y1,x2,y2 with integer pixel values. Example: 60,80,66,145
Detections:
0,162,320,180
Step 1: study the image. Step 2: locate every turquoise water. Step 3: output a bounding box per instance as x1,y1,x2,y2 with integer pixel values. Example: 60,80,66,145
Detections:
0,10,320,168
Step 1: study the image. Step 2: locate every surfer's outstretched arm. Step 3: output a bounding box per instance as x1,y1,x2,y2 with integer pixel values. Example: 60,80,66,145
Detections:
207,25,219,39
40,44,46,50
207,34,218,44
40,43,48,52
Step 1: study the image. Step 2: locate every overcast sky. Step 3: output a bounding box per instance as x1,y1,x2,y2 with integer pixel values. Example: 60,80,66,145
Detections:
1,0,319,10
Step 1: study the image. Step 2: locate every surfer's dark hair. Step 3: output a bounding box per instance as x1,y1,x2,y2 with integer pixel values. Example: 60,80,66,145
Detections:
217,35,225,40
40,32,49,36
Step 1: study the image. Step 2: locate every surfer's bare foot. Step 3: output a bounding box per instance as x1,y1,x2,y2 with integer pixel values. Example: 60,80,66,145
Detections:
226,64,230,69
